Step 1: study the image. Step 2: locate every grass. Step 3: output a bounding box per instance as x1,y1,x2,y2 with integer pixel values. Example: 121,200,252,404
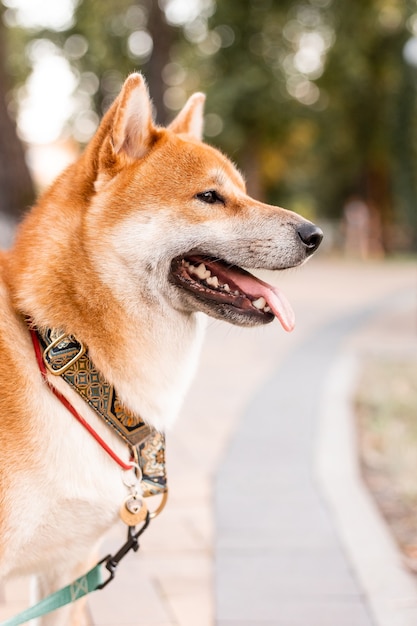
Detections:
356,357,417,564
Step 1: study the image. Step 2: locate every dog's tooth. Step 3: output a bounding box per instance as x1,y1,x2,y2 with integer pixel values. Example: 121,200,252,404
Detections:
253,297,267,310
234,290,240,296
263,306,271,313
207,276,219,288
188,264,200,276
195,263,209,279
223,284,230,292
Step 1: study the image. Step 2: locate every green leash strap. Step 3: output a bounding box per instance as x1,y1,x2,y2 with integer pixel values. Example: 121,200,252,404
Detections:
0,564,103,626
0,516,151,626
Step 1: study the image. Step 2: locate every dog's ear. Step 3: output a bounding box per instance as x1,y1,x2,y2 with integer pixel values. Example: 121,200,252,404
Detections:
111,73,156,159
168,93,206,140
93,73,158,185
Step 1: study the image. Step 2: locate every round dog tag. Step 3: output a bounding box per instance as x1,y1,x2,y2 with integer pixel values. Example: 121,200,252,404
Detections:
119,495,148,526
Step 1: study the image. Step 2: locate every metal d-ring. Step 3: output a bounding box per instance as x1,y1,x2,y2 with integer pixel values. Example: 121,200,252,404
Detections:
122,462,143,487
127,446,168,518
149,489,169,519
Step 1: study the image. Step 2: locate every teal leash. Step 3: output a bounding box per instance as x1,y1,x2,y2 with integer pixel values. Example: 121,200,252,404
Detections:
0,565,103,626
0,515,150,626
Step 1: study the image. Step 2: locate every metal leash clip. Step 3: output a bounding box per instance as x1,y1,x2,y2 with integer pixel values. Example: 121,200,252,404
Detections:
98,515,151,589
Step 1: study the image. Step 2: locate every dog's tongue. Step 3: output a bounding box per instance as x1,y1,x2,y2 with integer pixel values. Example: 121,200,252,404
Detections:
227,268,295,332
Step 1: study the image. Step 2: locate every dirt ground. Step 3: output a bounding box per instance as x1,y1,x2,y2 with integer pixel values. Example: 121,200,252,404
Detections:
356,355,417,574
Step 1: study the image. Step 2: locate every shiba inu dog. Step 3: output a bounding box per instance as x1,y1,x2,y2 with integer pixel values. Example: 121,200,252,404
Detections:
0,73,322,625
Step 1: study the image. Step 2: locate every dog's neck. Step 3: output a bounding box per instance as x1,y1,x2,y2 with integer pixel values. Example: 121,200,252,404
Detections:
83,306,206,431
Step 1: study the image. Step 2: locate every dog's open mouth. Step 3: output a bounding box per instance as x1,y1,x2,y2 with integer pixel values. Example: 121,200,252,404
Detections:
170,255,295,331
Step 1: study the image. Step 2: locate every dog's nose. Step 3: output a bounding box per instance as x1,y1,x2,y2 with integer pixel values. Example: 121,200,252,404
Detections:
297,222,323,255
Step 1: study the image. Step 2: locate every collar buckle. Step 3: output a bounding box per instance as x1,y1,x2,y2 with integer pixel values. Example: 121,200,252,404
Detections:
43,331,86,375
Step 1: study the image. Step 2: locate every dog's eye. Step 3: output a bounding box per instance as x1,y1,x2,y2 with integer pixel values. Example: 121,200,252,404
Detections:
196,190,224,205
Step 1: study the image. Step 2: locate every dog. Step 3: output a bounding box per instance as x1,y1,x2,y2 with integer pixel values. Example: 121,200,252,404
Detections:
0,73,322,625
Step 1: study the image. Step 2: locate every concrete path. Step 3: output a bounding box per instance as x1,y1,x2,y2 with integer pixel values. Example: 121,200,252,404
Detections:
0,258,416,626
214,307,381,625
215,271,416,625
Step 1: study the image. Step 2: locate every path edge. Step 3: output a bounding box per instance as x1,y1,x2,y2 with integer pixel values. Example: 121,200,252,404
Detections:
315,350,417,626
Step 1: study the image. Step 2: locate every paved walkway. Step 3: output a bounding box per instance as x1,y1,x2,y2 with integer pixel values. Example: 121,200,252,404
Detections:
1,258,416,625
215,273,416,625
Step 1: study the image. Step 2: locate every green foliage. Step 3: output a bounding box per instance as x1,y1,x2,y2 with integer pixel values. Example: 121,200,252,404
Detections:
2,0,417,249
56,0,146,114
194,0,417,250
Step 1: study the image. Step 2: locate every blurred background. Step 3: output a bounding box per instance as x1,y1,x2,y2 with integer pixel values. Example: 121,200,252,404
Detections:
1,0,417,255
0,3,417,624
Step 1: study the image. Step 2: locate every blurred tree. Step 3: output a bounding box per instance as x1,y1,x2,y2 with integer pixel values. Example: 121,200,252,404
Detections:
179,0,302,199
0,2,34,224
79,0,171,121
146,0,176,123
190,0,334,205
312,0,417,252
198,0,417,251
33,0,182,133
2,0,417,251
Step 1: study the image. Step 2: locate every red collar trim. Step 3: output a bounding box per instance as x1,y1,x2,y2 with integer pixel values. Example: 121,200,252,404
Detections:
29,326,133,471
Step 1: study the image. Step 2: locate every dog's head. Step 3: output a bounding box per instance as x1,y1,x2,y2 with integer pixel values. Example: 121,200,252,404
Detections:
85,73,322,332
